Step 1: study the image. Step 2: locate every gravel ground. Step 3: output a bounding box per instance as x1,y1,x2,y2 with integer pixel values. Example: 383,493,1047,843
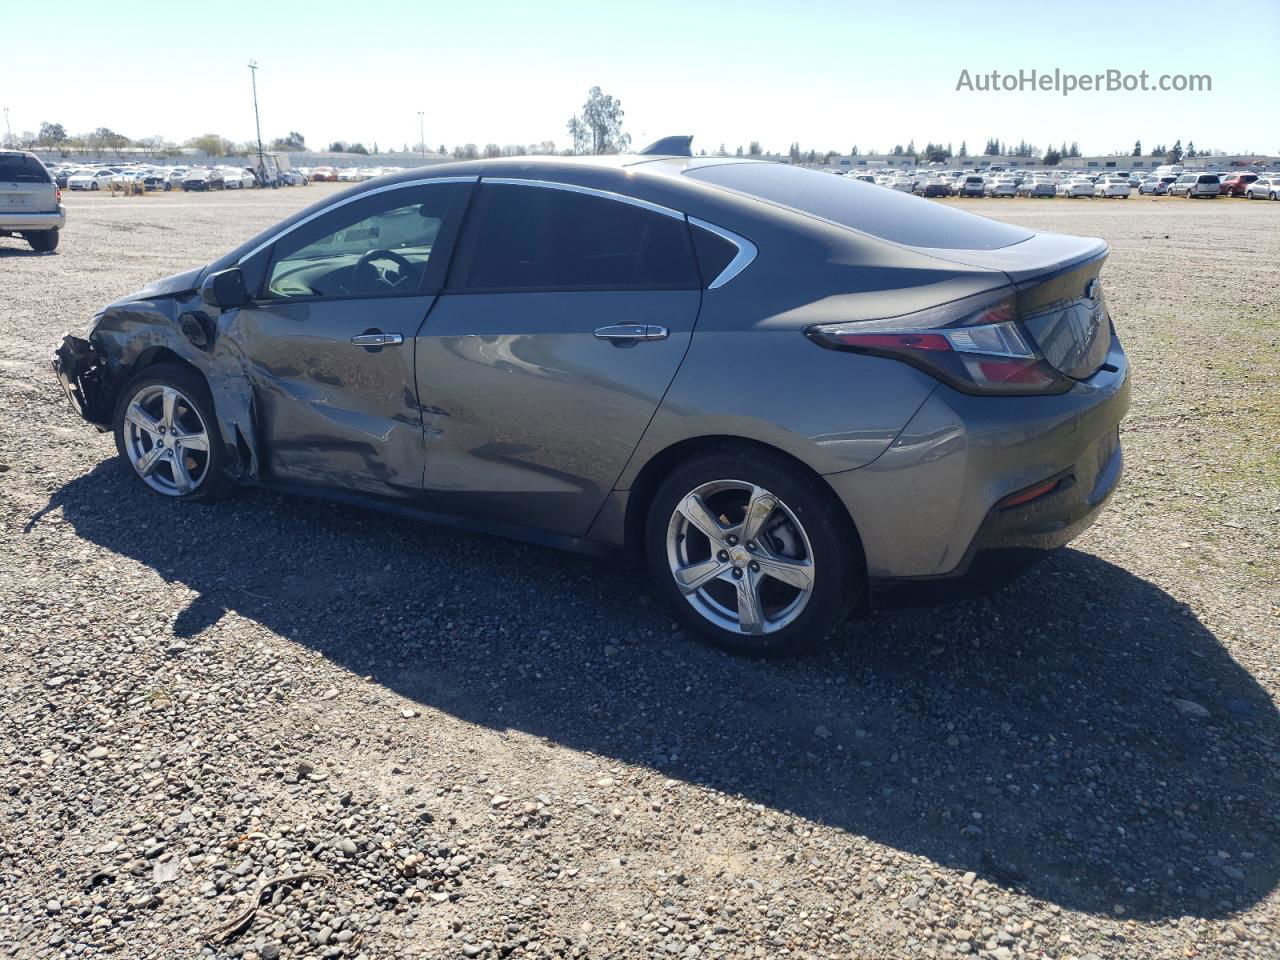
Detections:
1,187,1278,960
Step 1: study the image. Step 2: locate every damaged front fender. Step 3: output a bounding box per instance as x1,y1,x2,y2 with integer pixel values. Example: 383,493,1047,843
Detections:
52,294,261,483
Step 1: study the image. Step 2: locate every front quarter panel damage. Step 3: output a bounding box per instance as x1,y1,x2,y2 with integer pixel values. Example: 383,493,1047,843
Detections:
64,294,260,482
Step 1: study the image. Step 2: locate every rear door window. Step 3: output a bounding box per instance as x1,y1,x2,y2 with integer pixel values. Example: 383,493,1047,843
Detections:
451,183,699,291
0,154,52,183
685,162,1033,250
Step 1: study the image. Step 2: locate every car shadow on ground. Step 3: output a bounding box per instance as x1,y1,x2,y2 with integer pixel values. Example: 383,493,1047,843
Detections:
33,461,1280,921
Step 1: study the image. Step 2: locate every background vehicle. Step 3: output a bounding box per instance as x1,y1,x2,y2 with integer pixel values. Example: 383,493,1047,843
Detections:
0,150,64,251
1219,172,1258,197
142,170,173,191
1169,173,1221,198
955,175,985,197
1139,175,1177,195
984,178,1018,197
1094,176,1132,198
914,177,952,197
68,168,116,191
1018,179,1057,198
182,168,226,191
1245,176,1280,200
1059,178,1095,198
309,166,336,181
54,154,1128,657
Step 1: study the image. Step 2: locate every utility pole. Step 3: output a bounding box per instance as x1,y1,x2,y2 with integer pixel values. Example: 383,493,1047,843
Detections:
2,107,11,147
418,111,425,163
248,60,270,187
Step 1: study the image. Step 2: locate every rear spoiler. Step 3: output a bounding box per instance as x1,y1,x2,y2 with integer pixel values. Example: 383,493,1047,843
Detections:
638,135,693,157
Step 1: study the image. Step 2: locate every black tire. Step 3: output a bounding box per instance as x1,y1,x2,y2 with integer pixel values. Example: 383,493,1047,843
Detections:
112,363,233,502
91,181,99,191
24,230,59,252
644,445,862,657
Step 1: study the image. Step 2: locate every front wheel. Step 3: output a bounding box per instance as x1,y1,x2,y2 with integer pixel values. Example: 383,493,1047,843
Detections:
645,447,861,657
112,364,232,501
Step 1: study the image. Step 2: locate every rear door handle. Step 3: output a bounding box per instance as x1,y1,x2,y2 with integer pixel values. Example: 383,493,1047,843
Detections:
350,332,403,347
593,324,668,342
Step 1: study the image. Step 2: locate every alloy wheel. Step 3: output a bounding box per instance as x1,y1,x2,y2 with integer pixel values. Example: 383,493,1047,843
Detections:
665,480,815,636
122,384,212,496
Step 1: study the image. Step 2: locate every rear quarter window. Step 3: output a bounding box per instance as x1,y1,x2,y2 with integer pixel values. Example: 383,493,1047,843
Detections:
685,162,1033,251
0,154,52,183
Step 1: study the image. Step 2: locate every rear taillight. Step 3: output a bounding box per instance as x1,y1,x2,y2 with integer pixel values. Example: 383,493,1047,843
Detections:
806,289,1071,396
55,186,62,204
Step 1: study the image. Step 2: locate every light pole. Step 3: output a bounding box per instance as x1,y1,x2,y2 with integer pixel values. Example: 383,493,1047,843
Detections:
248,60,269,187
2,107,11,147
417,111,425,163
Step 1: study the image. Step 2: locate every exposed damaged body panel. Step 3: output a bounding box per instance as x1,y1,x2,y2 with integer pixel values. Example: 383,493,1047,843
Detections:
55,292,261,481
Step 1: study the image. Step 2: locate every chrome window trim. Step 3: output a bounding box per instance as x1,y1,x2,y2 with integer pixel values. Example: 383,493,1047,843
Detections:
238,175,479,263
480,177,686,221
687,216,758,289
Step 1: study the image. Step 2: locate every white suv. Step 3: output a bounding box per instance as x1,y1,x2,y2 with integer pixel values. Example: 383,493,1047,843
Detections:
0,150,65,251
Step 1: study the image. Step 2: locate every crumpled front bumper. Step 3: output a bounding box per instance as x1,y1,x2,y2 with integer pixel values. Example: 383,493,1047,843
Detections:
52,335,115,428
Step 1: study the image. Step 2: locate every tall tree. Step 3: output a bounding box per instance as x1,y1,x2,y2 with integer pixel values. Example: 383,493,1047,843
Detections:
958,140,968,158
566,117,590,156
38,122,67,147
1168,139,1183,163
1132,139,1142,157
187,133,229,157
1185,140,1196,158
748,141,762,155
568,86,630,155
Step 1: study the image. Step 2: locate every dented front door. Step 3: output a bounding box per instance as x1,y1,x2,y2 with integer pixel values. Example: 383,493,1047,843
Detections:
232,297,434,497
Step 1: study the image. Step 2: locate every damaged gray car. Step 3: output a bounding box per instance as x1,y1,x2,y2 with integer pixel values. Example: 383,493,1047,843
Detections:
54,144,1129,656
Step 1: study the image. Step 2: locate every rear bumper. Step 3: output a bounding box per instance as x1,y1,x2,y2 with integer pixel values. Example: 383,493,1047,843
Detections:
826,335,1130,581
0,205,65,232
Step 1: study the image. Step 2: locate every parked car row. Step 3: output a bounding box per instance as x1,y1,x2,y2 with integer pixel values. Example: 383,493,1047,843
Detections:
302,165,406,183
45,160,310,193
845,165,1279,202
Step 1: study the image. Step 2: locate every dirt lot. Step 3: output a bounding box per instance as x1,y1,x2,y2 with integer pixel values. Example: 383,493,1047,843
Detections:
1,187,1278,960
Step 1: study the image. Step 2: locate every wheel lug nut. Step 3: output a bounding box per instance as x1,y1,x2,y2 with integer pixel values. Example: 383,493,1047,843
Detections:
746,541,756,551
726,535,738,546
749,561,760,572
731,567,743,579
717,550,729,562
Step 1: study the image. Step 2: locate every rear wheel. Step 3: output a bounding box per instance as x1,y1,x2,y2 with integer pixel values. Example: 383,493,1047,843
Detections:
112,364,232,501
24,230,59,252
645,447,860,657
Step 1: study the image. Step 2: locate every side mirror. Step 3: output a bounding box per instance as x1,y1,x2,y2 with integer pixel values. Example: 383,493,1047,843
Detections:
199,267,248,310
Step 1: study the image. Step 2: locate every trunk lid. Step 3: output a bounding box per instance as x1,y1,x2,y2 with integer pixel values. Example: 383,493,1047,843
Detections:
910,231,1112,380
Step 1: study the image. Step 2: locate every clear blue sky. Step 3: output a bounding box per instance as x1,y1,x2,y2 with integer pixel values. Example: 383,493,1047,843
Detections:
5,0,1277,156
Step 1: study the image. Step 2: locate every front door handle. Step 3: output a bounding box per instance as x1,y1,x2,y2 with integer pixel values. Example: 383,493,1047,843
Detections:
350,332,403,347
593,324,669,342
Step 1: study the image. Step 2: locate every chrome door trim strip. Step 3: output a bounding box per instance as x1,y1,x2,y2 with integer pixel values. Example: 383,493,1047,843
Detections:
687,216,758,289
238,175,479,263
480,177,686,221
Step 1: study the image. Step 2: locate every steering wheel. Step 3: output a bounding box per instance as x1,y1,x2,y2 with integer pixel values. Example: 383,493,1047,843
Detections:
352,248,414,292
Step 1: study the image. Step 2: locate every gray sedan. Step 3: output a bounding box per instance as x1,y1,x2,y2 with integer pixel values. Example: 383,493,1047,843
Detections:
53,146,1129,656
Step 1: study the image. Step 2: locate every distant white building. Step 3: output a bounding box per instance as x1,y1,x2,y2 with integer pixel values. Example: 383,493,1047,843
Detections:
826,154,919,169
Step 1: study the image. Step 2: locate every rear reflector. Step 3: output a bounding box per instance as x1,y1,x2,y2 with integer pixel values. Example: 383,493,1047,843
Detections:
998,476,1065,509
